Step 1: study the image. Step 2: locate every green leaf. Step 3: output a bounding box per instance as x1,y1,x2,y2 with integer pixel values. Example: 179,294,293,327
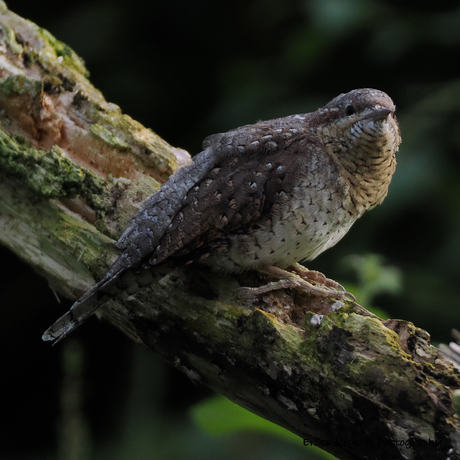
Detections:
190,395,337,459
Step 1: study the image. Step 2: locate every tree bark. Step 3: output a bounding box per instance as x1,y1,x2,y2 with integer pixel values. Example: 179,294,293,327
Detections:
1,4,459,460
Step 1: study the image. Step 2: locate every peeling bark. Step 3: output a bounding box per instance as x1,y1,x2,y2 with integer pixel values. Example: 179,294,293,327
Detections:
1,4,459,460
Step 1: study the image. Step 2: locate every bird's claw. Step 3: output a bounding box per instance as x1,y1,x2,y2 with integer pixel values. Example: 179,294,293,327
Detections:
239,264,355,301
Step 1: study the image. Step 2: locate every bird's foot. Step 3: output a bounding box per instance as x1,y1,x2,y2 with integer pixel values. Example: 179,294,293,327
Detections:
290,263,355,301
239,263,355,301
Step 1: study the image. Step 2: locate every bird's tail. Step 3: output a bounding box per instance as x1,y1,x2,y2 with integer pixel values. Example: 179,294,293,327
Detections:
42,275,117,345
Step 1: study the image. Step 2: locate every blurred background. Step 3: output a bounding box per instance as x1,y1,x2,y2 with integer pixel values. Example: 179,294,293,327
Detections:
2,0,460,459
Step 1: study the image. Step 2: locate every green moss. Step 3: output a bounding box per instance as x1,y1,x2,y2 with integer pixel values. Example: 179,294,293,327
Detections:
0,75,42,97
37,27,89,77
0,128,106,208
0,21,23,54
90,123,130,150
12,134,28,145
299,305,421,391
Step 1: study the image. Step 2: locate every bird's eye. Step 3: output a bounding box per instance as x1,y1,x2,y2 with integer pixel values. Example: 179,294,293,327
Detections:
345,105,356,116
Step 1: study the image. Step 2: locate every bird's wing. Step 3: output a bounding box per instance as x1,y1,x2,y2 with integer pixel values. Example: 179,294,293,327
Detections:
142,122,317,266
116,117,314,266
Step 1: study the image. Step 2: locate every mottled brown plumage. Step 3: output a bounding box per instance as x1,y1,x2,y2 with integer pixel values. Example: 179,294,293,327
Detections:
43,88,401,343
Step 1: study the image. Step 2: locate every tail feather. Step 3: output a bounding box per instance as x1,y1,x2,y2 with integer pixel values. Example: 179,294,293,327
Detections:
42,274,119,345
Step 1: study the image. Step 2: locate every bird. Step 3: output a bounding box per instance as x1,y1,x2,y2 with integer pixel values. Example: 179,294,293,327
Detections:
42,88,401,344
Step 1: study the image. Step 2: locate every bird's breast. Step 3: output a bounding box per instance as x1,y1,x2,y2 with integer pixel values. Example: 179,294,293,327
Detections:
202,179,358,273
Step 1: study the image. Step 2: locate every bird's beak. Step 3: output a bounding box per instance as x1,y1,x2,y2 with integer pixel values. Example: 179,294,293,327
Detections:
368,108,392,122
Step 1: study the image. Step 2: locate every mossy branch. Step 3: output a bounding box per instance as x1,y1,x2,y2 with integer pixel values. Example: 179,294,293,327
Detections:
1,4,459,460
